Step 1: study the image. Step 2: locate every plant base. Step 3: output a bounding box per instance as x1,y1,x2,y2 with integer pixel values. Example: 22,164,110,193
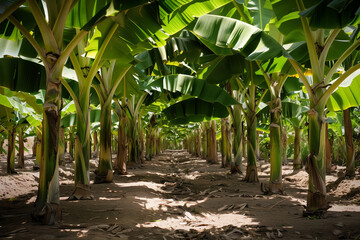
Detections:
261,181,284,195
230,164,242,174
244,165,259,183
304,191,329,218
94,170,113,184
293,163,302,170
68,183,94,200
33,203,62,225
7,169,18,174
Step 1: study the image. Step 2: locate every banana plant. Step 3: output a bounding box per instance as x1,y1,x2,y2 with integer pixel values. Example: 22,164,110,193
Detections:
0,86,42,173
112,98,128,174
271,0,360,215
188,12,288,182
0,0,128,223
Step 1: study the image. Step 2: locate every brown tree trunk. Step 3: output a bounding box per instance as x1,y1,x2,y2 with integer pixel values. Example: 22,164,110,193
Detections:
196,129,201,157
344,109,355,178
208,120,218,164
32,136,37,157
93,130,98,158
7,126,16,174
325,123,332,174
59,127,65,165
18,127,25,169
114,117,127,175
281,128,287,165
293,127,302,170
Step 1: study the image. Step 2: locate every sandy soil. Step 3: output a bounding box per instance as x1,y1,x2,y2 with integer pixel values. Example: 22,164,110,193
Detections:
0,150,359,240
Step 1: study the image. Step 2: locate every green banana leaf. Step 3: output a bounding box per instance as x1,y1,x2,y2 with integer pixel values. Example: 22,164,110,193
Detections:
197,54,246,84
327,68,360,111
61,109,118,128
0,58,46,93
299,0,360,29
211,0,273,30
0,89,42,127
159,0,232,36
190,14,289,61
270,0,317,43
271,0,359,44
0,87,42,114
144,74,239,106
163,98,229,124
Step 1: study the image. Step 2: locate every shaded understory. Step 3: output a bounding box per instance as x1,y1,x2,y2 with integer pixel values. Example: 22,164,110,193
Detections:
0,150,359,239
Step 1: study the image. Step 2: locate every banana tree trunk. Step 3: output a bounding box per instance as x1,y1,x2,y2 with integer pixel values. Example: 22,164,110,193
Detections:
146,129,151,160
0,135,4,155
282,128,288,165
32,136,37,157
207,120,218,164
269,96,283,193
325,123,332,174
201,125,207,158
70,104,93,199
156,132,161,155
151,132,156,157
95,100,113,183
244,114,258,182
221,119,226,166
196,129,201,157
69,130,74,159
36,69,62,224
7,126,16,174
35,136,41,166
293,127,302,170
221,117,232,168
93,130,99,158
58,127,65,165
18,126,25,169
231,105,243,174
115,116,127,174
305,108,328,215
344,108,355,178
139,130,145,163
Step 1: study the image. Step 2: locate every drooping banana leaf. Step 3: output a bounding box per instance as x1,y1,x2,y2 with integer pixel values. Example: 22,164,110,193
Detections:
0,87,42,114
299,0,360,29
190,14,289,61
61,109,118,128
158,0,232,37
0,57,46,92
327,68,360,111
197,54,246,84
271,0,360,43
144,74,239,106
210,0,273,30
163,98,229,124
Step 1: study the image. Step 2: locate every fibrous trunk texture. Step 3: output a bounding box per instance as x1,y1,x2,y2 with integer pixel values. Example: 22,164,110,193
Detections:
344,109,355,178
305,109,328,216
95,101,113,183
7,126,16,174
244,115,258,183
268,96,283,194
35,68,62,224
293,127,302,170
18,126,25,169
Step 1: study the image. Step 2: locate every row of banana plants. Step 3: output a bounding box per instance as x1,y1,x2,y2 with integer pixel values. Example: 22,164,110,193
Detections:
1,0,360,223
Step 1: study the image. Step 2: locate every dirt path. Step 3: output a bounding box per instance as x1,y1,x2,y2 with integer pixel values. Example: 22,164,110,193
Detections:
0,150,359,239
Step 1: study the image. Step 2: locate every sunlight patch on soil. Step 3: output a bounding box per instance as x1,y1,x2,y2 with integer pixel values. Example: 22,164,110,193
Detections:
0,172,38,200
138,212,257,231
330,179,360,197
134,196,198,210
115,181,164,192
329,204,360,212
